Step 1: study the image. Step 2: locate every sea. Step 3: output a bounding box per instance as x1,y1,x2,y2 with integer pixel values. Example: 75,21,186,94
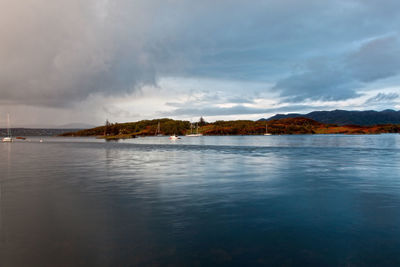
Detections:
1,135,400,266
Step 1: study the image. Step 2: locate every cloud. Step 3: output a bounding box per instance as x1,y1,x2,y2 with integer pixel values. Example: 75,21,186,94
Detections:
273,58,359,101
161,104,328,118
0,1,114,106
1,0,400,123
274,34,400,102
348,36,400,82
0,0,176,107
365,92,399,104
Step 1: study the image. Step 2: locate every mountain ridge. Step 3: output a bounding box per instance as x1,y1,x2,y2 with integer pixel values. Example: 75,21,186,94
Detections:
260,109,400,126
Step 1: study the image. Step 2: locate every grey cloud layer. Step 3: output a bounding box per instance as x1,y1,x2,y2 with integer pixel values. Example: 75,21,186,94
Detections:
366,92,399,105
161,104,328,117
1,0,400,107
274,35,400,101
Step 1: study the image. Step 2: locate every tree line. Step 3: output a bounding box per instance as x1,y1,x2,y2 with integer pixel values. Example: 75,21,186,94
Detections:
61,117,400,137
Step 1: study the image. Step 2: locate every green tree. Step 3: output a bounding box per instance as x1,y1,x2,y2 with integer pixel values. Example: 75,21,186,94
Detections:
104,119,111,136
198,117,207,126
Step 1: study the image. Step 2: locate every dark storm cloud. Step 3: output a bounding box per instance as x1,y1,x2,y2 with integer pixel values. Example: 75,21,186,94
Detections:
1,0,400,107
0,0,163,107
348,36,400,82
274,35,400,101
273,58,359,101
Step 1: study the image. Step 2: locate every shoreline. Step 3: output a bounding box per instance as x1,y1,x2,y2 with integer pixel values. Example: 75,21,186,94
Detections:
59,117,400,138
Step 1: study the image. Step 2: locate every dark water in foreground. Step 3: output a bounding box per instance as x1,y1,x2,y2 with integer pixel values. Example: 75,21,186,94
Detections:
1,135,400,266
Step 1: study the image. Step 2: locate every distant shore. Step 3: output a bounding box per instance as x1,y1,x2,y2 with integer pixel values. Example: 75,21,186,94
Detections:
0,128,84,137
59,117,400,139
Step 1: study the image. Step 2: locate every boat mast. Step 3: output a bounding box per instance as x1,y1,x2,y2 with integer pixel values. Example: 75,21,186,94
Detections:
156,122,161,136
7,113,11,137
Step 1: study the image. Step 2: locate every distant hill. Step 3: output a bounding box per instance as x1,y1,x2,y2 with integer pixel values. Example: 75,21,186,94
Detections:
15,123,96,129
0,128,84,137
260,110,400,126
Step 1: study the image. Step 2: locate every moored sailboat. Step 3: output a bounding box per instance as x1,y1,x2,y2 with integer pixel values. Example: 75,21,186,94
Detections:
155,122,163,136
186,123,203,137
264,123,272,136
2,113,13,142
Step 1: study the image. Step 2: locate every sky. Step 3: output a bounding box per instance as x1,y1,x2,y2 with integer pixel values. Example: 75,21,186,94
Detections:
1,0,400,127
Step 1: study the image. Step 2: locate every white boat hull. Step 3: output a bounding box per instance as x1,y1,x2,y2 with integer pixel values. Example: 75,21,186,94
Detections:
2,137,13,142
186,134,203,137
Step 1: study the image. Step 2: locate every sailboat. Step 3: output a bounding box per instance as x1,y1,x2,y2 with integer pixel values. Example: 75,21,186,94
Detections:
264,123,272,136
186,123,203,137
155,122,163,136
2,113,13,142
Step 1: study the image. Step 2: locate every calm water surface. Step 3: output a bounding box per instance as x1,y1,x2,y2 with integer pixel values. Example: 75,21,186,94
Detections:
1,135,400,266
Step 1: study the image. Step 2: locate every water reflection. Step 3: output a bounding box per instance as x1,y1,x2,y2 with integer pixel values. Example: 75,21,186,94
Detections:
0,135,400,266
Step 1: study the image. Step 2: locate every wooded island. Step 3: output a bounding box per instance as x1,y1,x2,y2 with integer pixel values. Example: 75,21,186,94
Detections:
60,117,400,139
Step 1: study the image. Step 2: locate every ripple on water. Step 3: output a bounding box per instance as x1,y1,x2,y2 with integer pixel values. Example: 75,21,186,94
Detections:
1,135,400,266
